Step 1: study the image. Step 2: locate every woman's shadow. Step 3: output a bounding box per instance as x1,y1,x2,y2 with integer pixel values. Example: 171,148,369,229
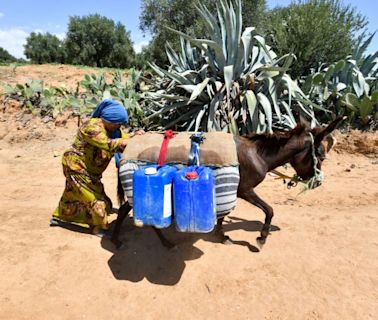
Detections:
101,215,280,286
101,216,204,286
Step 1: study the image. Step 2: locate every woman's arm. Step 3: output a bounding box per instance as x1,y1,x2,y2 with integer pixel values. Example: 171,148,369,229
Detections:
79,120,128,153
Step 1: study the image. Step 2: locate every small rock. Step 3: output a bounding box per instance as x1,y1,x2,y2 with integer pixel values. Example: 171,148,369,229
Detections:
372,160,378,165
22,113,33,122
42,116,52,123
350,164,356,169
345,168,351,172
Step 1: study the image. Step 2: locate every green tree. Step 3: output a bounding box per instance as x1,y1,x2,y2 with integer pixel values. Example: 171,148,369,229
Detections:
65,14,135,68
265,0,368,78
139,0,267,66
24,32,66,64
0,47,17,63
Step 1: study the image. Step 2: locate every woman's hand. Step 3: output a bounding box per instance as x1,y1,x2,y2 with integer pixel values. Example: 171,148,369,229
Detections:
120,138,128,148
129,129,146,137
135,129,145,136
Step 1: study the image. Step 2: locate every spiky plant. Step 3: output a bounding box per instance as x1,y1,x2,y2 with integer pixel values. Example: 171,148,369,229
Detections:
144,0,317,134
302,34,378,127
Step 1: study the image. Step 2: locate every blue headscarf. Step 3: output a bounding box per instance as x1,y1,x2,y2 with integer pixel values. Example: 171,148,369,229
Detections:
92,99,128,167
92,99,128,125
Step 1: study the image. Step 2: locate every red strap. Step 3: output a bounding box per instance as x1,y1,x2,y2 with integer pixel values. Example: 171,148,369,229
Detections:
158,130,175,165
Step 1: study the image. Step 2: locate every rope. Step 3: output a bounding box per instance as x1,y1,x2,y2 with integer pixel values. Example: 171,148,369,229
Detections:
297,132,324,193
270,132,324,193
157,130,175,165
188,133,205,166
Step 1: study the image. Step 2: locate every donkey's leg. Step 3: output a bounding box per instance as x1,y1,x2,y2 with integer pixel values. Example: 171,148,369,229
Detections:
111,201,132,249
239,189,274,245
153,228,176,250
214,216,232,244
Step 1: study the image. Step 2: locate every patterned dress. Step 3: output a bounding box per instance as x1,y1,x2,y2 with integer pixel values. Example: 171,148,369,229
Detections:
53,118,127,230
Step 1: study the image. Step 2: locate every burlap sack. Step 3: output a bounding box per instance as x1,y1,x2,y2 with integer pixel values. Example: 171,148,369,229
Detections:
120,132,238,167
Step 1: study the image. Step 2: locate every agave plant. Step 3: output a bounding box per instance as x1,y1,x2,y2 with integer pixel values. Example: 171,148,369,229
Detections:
144,0,317,134
302,34,378,127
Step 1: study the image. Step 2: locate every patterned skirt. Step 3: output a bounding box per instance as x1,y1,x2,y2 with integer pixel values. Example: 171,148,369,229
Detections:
53,165,112,230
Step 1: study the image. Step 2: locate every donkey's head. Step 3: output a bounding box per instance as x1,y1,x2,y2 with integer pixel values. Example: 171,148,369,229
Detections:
289,116,345,186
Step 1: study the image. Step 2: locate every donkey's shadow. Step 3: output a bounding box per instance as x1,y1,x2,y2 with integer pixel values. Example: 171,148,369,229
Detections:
101,217,203,285
101,215,280,285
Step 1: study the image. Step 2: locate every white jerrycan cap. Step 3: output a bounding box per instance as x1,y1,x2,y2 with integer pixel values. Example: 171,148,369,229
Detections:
144,167,158,175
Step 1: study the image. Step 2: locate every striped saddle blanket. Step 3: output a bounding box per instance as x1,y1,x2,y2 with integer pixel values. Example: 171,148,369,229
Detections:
119,161,239,217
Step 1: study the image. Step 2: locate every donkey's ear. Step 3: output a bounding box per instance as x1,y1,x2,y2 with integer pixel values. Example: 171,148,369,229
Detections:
298,114,311,127
322,134,337,152
315,116,346,144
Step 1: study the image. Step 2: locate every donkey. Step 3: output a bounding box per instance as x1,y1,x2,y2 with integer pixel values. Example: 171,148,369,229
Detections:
110,116,344,249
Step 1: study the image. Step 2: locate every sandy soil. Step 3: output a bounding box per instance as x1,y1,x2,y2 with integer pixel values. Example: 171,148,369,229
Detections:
0,65,378,320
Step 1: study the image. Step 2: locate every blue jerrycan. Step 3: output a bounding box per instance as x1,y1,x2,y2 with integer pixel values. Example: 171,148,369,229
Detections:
173,165,216,233
133,165,177,228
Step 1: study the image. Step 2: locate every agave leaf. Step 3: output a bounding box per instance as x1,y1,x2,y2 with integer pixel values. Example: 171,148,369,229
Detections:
352,71,365,97
295,95,326,112
229,117,239,135
267,78,282,123
257,92,272,133
253,35,273,62
241,27,255,68
189,78,211,103
354,32,376,61
256,66,289,73
144,101,185,120
178,84,197,93
245,90,257,124
224,65,234,96
194,107,207,132
280,101,296,127
148,62,165,78
151,62,193,85
256,110,266,134
166,42,184,70
164,105,203,129
208,90,224,131
195,2,221,40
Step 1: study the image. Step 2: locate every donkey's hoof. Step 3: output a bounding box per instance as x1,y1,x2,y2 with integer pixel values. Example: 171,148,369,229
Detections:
49,218,60,227
256,236,266,247
111,238,125,250
222,235,232,245
168,244,178,251
162,242,177,251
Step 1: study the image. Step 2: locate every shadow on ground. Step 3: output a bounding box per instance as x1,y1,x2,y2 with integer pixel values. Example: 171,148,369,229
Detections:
100,215,280,285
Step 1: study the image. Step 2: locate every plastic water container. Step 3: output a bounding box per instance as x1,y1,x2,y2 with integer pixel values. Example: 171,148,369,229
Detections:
173,166,216,233
133,165,177,228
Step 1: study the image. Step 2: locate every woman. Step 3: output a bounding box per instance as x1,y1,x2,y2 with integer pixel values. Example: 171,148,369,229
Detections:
51,99,133,236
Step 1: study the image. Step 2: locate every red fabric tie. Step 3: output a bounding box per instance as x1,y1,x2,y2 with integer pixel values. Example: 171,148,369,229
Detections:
158,130,175,165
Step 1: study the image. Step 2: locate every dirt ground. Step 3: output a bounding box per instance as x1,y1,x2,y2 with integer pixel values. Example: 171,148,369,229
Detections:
0,65,378,320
